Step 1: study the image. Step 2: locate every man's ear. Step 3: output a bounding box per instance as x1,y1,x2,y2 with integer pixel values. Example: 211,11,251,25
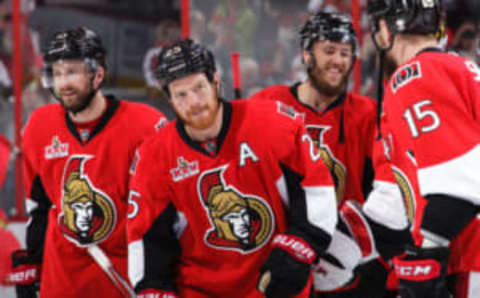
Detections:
213,72,221,91
302,50,312,67
93,66,105,89
378,19,392,46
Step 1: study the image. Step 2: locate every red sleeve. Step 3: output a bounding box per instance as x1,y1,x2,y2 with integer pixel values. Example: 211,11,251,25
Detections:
127,137,170,243
279,119,337,252
22,112,51,258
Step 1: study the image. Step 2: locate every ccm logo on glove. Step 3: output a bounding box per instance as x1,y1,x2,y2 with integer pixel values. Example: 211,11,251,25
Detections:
394,259,441,281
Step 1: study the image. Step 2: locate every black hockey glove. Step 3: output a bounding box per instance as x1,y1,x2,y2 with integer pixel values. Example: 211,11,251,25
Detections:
258,234,316,298
393,245,449,298
8,249,41,298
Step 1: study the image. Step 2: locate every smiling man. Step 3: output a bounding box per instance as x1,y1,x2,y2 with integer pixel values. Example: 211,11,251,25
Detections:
249,11,404,298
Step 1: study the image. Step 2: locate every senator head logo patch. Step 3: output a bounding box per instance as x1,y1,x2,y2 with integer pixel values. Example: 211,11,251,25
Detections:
198,165,274,253
58,155,116,246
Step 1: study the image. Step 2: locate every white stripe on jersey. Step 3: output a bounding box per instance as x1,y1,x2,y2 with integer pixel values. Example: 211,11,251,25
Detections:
173,211,187,239
275,175,289,208
418,144,480,205
363,180,409,230
25,198,39,214
128,240,145,288
304,186,337,236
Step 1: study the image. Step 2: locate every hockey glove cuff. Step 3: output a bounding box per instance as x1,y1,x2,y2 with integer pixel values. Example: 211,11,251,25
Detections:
137,288,178,298
393,245,449,298
8,249,41,298
258,234,316,298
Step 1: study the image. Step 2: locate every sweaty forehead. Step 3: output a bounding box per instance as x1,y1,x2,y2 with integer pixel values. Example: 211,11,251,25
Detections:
52,59,87,70
313,40,353,52
169,72,209,91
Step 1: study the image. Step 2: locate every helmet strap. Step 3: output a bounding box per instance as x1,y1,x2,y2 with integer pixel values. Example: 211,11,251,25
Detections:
375,50,386,140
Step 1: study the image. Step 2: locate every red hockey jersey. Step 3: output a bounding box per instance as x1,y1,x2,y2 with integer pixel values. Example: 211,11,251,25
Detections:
382,49,480,272
22,96,165,297
128,99,337,298
249,84,377,208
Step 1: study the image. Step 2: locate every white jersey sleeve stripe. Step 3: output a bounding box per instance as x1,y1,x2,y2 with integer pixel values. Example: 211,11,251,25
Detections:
128,239,145,288
304,185,337,236
418,144,480,205
363,180,409,230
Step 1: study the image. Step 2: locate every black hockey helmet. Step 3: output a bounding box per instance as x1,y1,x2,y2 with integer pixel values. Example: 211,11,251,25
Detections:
155,39,216,92
43,27,106,70
300,12,358,57
42,27,107,89
367,0,443,36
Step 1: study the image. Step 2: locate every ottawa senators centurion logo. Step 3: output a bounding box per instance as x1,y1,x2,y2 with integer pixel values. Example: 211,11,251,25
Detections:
306,125,346,203
198,166,274,253
58,155,116,246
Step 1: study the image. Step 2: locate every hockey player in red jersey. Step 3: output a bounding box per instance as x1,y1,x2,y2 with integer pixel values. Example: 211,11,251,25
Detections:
11,27,166,298
368,0,480,297
249,12,412,298
127,38,338,298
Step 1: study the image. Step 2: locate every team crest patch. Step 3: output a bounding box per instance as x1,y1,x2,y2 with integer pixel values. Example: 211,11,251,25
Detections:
276,101,305,121
58,155,116,246
45,136,69,159
391,61,422,93
170,157,199,182
306,125,346,203
198,165,274,253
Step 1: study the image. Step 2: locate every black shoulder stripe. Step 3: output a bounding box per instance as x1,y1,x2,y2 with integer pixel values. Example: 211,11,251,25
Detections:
280,162,332,254
143,202,181,282
26,175,52,258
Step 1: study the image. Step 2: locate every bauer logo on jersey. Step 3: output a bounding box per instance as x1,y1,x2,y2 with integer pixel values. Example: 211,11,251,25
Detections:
58,155,116,246
391,61,422,93
198,166,274,253
44,136,69,159
170,157,199,182
306,125,346,203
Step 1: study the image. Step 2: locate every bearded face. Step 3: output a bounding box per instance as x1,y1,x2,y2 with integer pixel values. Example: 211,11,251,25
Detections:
51,60,98,113
169,72,220,130
306,41,353,96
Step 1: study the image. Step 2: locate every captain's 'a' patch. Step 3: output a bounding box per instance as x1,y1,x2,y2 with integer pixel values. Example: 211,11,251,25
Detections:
391,61,422,93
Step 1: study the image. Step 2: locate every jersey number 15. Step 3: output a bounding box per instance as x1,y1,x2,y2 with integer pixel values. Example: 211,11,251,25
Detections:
403,100,440,138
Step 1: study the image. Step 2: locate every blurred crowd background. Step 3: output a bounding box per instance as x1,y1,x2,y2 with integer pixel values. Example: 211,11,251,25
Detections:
0,0,479,218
